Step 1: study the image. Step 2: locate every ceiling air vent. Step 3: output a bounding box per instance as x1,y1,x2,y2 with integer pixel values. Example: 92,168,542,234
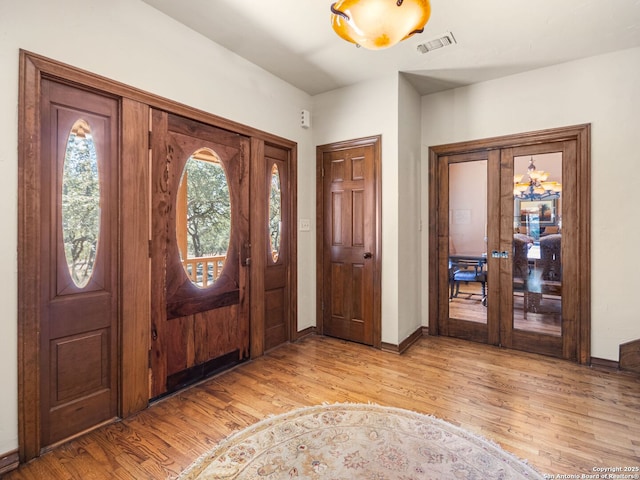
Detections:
416,32,457,54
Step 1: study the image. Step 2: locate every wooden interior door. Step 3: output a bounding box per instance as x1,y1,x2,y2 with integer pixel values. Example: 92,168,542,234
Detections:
499,141,580,359
39,79,119,447
430,125,590,363
318,137,381,346
150,110,250,398
437,150,500,346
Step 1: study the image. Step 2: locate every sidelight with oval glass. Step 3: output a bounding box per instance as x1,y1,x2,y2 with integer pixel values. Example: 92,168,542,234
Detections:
177,148,231,288
269,163,282,263
61,119,101,288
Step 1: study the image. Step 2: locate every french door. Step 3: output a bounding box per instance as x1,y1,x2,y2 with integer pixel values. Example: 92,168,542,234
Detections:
429,125,590,362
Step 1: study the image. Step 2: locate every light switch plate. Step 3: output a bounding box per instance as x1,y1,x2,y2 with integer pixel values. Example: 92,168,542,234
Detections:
299,219,311,231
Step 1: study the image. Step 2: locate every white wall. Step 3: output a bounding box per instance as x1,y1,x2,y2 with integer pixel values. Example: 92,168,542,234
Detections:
312,75,401,344
397,76,423,342
2,0,638,461
421,46,640,361
0,0,315,455
449,161,488,254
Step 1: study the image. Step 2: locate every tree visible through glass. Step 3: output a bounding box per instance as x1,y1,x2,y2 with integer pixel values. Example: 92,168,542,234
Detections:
177,149,231,287
269,163,282,263
62,119,100,288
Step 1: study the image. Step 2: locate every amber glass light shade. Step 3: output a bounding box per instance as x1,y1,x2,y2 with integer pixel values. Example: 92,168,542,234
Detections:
331,0,431,50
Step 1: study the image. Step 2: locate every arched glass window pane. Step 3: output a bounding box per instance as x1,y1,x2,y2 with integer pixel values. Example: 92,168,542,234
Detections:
177,148,231,288
269,163,282,263
62,119,100,288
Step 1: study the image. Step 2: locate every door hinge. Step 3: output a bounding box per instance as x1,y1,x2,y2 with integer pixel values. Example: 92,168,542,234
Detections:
148,130,152,149
149,239,152,258
321,167,325,178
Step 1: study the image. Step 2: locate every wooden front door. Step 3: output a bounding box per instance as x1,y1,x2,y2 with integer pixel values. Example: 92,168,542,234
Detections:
150,110,251,398
38,79,120,447
317,137,381,346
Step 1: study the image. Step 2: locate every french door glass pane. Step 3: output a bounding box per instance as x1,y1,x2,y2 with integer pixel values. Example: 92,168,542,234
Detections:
513,153,563,336
448,160,488,324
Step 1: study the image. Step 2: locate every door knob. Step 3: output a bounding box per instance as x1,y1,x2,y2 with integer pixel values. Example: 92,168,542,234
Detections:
363,252,373,259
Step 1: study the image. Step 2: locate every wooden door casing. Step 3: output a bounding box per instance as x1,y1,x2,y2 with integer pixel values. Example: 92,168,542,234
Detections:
317,137,381,347
39,80,119,447
150,110,250,398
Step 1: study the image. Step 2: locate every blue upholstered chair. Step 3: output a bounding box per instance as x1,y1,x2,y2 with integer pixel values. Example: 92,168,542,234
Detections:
450,258,487,305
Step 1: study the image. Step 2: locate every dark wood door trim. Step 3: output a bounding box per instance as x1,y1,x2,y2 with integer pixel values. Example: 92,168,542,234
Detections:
428,124,591,364
316,136,382,348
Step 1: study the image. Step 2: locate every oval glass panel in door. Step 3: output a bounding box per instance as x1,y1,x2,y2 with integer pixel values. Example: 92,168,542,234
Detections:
269,163,282,263
61,119,100,288
177,148,231,288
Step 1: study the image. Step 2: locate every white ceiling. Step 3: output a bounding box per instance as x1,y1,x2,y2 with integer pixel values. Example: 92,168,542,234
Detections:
141,0,640,96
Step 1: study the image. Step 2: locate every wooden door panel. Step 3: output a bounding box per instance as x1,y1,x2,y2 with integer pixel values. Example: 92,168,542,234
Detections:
438,152,492,345
151,110,250,397
500,141,578,360
49,330,109,402
39,79,119,447
322,144,376,345
49,293,112,337
196,306,244,360
164,306,244,377
262,146,290,352
265,289,286,348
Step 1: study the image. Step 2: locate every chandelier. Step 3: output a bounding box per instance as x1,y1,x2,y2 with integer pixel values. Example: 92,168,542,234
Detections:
330,0,431,50
513,158,562,200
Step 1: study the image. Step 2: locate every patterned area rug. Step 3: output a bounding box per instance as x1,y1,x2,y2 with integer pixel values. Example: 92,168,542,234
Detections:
178,403,543,479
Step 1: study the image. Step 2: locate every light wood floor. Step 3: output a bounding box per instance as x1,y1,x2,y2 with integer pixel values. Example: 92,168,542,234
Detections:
6,335,640,479
450,283,562,336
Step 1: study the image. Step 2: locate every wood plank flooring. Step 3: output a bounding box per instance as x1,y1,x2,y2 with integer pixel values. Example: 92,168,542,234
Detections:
6,335,640,479
449,282,562,336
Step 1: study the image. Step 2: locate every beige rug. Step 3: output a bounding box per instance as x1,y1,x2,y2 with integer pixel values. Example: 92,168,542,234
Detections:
178,403,544,479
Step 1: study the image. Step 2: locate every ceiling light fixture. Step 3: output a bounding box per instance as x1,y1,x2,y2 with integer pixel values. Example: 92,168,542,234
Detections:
514,158,562,200
330,0,431,50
